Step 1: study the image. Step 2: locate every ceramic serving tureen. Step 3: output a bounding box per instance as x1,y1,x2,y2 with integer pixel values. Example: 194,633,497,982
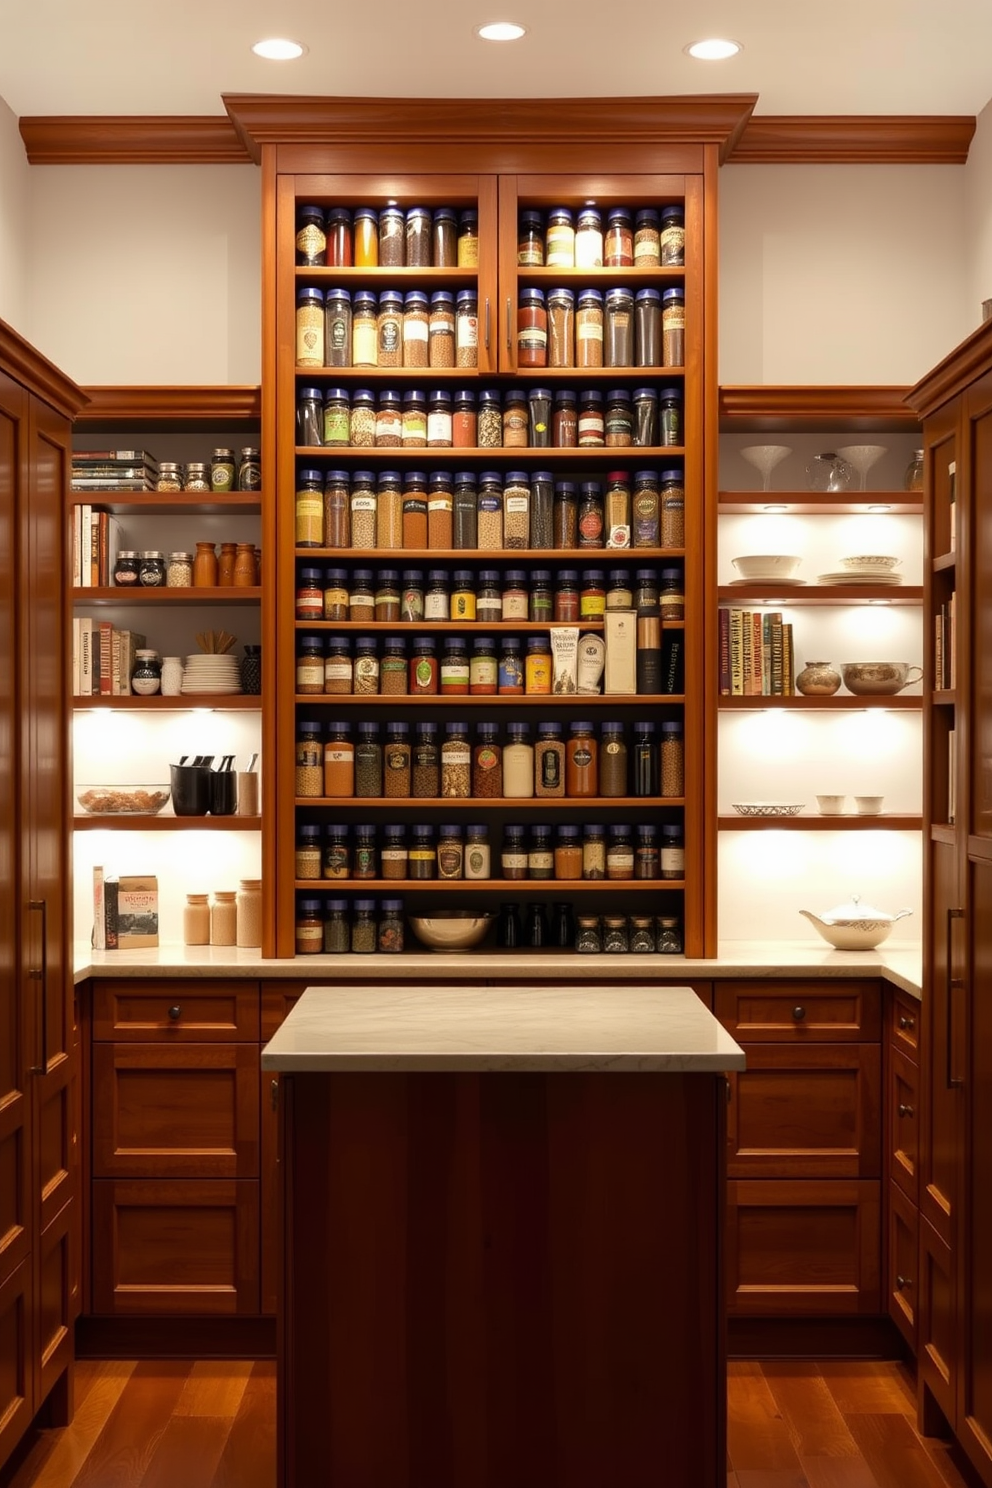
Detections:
799,892,912,951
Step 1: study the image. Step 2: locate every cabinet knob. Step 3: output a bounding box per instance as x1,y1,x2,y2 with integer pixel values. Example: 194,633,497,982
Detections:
792,1006,806,1022
898,1015,915,1031
896,1274,912,1291
898,1103,915,1117
168,1005,182,1021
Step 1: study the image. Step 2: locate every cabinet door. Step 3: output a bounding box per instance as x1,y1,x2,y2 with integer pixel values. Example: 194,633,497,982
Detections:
0,1258,33,1463
726,1044,880,1180
965,373,992,838
35,1199,73,1410
725,1178,880,1316
921,837,963,1245
92,1044,259,1179
887,1181,918,1351
260,986,302,1315
888,1045,920,1204
919,1215,956,1427
91,1179,259,1316
716,980,881,1043
0,373,31,1296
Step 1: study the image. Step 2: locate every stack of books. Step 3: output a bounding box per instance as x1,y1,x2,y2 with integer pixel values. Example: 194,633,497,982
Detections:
72,619,146,696
718,608,795,696
934,595,956,690
71,448,159,492
72,505,123,587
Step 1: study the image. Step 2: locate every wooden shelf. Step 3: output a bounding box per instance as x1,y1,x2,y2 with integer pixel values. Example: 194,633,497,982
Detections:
933,552,957,571
76,385,261,424
719,814,922,831
297,796,685,810
73,815,262,831
718,490,922,515
72,586,261,605
294,366,686,383
932,689,957,705
293,546,684,562
69,492,263,515
297,619,607,632
931,823,957,844
294,877,683,892
719,695,921,710
294,693,685,707
717,583,922,606
296,446,686,462
73,695,261,710
718,385,917,432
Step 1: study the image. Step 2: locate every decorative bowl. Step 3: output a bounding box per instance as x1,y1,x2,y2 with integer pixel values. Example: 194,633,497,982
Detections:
838,554,900,572
840,662,923,696
731,802,805,818
76,784,171,815
731,555,803,581
408,912,495,952
800,895,912,951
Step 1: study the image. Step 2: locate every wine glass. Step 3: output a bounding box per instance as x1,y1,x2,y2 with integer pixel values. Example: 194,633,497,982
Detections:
836,444,888,492
740,444,792,492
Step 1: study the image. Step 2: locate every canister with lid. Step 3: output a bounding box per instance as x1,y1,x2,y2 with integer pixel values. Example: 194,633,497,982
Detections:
377,290,404,367
503,723,535,797
660,204,685,264
324,289,352,368
296,204,326,266
575,289,604,368
575,206,604,267
604,288,634,367
545,206,575,268
634,288,662,367
633,208,661,265
517,288,548,367
662,287,686,365
296,286,324,367
326,207,352,266
604,208,633,267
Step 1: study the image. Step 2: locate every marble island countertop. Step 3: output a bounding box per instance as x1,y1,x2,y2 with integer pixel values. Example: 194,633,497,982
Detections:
74,940,923,999
260,983,747,1073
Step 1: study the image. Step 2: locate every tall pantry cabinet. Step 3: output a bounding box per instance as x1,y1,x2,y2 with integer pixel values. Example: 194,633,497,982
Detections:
0,321,85,1470
909,319,992,1488
220,94,755,959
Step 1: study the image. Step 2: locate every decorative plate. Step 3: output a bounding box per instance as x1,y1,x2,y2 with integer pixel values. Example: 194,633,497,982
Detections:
731,802,805,817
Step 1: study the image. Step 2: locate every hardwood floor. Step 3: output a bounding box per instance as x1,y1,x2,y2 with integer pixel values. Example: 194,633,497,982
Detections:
2,1358,976,1488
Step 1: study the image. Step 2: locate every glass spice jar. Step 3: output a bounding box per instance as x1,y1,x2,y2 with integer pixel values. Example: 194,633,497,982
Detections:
296,204,326,266
634,208,661,266
401,290,430,368
156,463,183,492
350,473,377,549
319,567,347,623
529,826,554,881
553,481,578,547
374,569,401,623
378,899,406,953
635,824,660,880
582,823,606,880
531,470,554,549
498,636,524,695
502,393,529,449
323,721,354,797
662,287,686,366
238,446,261,490
605,470,632,549
428,471,454,548
554,570,580,621
578,484,604,548
375,389,403,448
630,471,660,548
607,568,633,609
408,827,437,881
528,571,553,625
470,637,498,696
354,722,383,798
472,723,503,796
380,636,408,696
351,900,378,954
661,823,685,881
545,206,575,268
380,825,408,880
604,207,634,267
503,473,531,549
578,390,605,448
401,390,428,448
527,387,552,448
166,552,192,587
297,386,323,446
295,635,324,696
566,720,598,797
660,720,685,797
405,206,432,268
478,389,503,448
477,470,504,549
660,565,685,622
575,206,604,267
322,470,350,548
428,389,453,448
464,825,491,880
535,722,565,797
353,206,379,267
296,286,325,367
575,288,604,369
139,551,166,587
547,287,575,368
441,636,470,695
501,825,528,882
503,722,535,796
660,204,686,265
660,470,685,548
599,721,628,797
451,572,476,623
349,568,375,621
351,290,378,367
383,723,411,798
295,898,324,955
634,289,662,367
606,824,635,880
295,720,323,797
324,289,352,370
323,899,350,954
553,389,578,448
379,205,405,266
296,567,323,621
604,288,634,367
631,721,658,796
412,722,440,796
323,824,350,881
602,916,629,954
455,290,479,368
477,569,503,625
326,207,352,267
295,469,324,547
452,390,477,448
432,207,458,267
401,472,429,549
441,723,472,798
400,569,425,622
575,915,602,953
658,915,683,954
210,448,235,492
324,635,354,696
410,637,439,697
632,387,658,448
517,288,548,368
424,569,450,621
457,209,479,266
518,209,545,265
554,825,583,879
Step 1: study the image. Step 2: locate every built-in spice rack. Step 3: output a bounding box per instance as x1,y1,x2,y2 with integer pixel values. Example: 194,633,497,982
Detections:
270,136,710,956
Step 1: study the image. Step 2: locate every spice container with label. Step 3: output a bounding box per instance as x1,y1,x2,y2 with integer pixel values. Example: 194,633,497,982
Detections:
412,722,440,795
661,823,685,881
351,900,378,954
517,288,548,367
457,209,479,266
518,209,545,265
424,570,450,620
553,482,578,546
545,206,575,267
579,570,606,619
428,390,453,448
635,824,660,879
406,638,436,698
296,824,323,881
662,287,686,365
381,825,408,880
374,390,402,449
455,290,479,368
605,471,631,548
451,571,476,622
578,483,604,548
503,722,535,796
500,570,528,621
524,636,552,696
295,470,324,547
383,723,411,798
349,568,375,621
605,389,634,448
437,825,464,881
555,826,583,880
350,472,377,548
325,635,355,695
355,722,383,798
535,722,565,797
295,899,324,955
604,207,634,267
323,824,350,881
582,824,606,879
553,389,578,446
401,390,428,447
566,721,598,797
296,204,326,266
374,568,401,622
139,552,166,587
296,635,324,696
472,723,503,796
296,720,323,797
634,208,661,266
470,638,498,695
528,826,554,881
325,290,352,369
323,900,350,954
630,471,660,547
352,291,378,367
632,721,658,796
599,722,628,796
578,390,605,448
503,473,531,549
660,471,685,547
296,287,325,367
378,900,406,954
354,827,379,882
660,204,685,264
210,448,236,492
380,636,408,695
348,636,376,697
547,287,575,368
604,288,634,367
632,387,658,448
660,566,685,622
575,206,603,267
501,825,528,881
427,471,454,548
452,390,477,448
607,825,635,880
441,637,470,695
113,551,140,587
607,569,633,610
185,463,211,493
156,463,183,492
465,825,491,879
441,722,472,798
554,570,580,621
502,394,528,449
400,569,425,622
498,636,524,694
323,721,354,797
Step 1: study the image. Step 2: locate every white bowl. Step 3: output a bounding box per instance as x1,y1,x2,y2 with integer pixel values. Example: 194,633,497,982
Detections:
731,555,802,581
838,555,900,572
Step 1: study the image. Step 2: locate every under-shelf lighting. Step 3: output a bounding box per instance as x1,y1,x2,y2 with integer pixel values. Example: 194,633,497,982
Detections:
867,504,892,513
762,504,789,512
251,37,306,60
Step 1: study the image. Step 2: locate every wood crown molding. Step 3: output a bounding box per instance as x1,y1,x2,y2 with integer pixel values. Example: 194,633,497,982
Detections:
17,103,977,168
0,319,88,417
221,93,759,164
907,317,992,417
730,114,975,164
77,386,261,422
18,115,251,165
719,385,917,431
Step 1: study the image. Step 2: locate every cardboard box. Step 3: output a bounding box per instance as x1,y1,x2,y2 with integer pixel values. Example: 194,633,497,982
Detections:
605,609,637,694
117,875,159,948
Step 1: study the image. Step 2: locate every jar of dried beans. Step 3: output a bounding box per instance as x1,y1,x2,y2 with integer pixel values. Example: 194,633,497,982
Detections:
472,723,503,797
295,720,323,796
441,723,471,798
455,290,478,368
547,287,575,368
402,290,429,368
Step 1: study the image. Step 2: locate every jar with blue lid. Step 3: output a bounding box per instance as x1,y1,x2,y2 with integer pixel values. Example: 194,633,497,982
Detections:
324,287,351,368
662,287,686,366
297,386,323,447
295,286,324,368
660,204,685,265
634,288,662,367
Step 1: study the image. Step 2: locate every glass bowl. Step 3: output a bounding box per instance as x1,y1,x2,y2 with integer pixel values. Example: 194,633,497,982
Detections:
408,912,494,951
76,784,172,815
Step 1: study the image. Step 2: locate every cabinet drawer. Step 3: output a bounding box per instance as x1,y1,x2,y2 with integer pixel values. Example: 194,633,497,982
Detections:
887,1180,918,1352
726,1045,880,1180
725,1178,880,1316
92,1044,259,1179
888,1045,920,1203
91,1179,259,1316
918,1216,955,1423
889,989,920,1059
715,980,881,1043
92,979,260,1042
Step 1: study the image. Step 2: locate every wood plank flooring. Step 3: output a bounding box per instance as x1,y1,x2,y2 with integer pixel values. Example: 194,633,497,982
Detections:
3,1358,976,1488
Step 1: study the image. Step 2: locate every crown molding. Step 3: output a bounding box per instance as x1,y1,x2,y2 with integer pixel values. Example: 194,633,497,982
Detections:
730,113,975,164
77,386,261,422
0,319,88,417
19,115,252,165
719,385,917,431
17,104,977,167
907,318,992,417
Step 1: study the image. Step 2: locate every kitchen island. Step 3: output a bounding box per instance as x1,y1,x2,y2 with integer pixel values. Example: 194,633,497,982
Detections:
262,983,745,1488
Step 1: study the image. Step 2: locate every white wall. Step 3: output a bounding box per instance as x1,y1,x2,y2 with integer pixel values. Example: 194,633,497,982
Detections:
25,164,262,385
719,163,973,385
0,95,30,331
965,98,992,325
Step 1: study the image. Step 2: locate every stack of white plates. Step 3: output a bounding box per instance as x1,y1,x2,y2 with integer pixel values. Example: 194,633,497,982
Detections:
818,555,903,586
181,654,242,694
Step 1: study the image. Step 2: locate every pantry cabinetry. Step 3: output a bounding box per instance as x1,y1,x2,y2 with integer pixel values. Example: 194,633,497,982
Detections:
909,321,992,1485
259,100,720,957
0,321,85,1475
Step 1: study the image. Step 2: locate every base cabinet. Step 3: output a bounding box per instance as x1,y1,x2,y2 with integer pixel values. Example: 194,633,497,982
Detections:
887,1180,918,1350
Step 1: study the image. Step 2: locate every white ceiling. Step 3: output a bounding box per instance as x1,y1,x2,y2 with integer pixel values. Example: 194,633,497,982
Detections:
1,0,991,122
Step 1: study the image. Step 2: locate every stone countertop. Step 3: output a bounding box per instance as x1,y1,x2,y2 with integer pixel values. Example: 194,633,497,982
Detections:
260,983,747,1074
74,940,923,999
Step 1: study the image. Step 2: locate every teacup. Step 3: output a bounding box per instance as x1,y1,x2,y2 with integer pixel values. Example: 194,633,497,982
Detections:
855,795,884,815
816,794,847,815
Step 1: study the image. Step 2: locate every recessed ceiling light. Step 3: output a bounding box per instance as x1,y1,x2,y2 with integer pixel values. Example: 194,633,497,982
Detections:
252,37,306,60
685,38,741,60
476,21,526,41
